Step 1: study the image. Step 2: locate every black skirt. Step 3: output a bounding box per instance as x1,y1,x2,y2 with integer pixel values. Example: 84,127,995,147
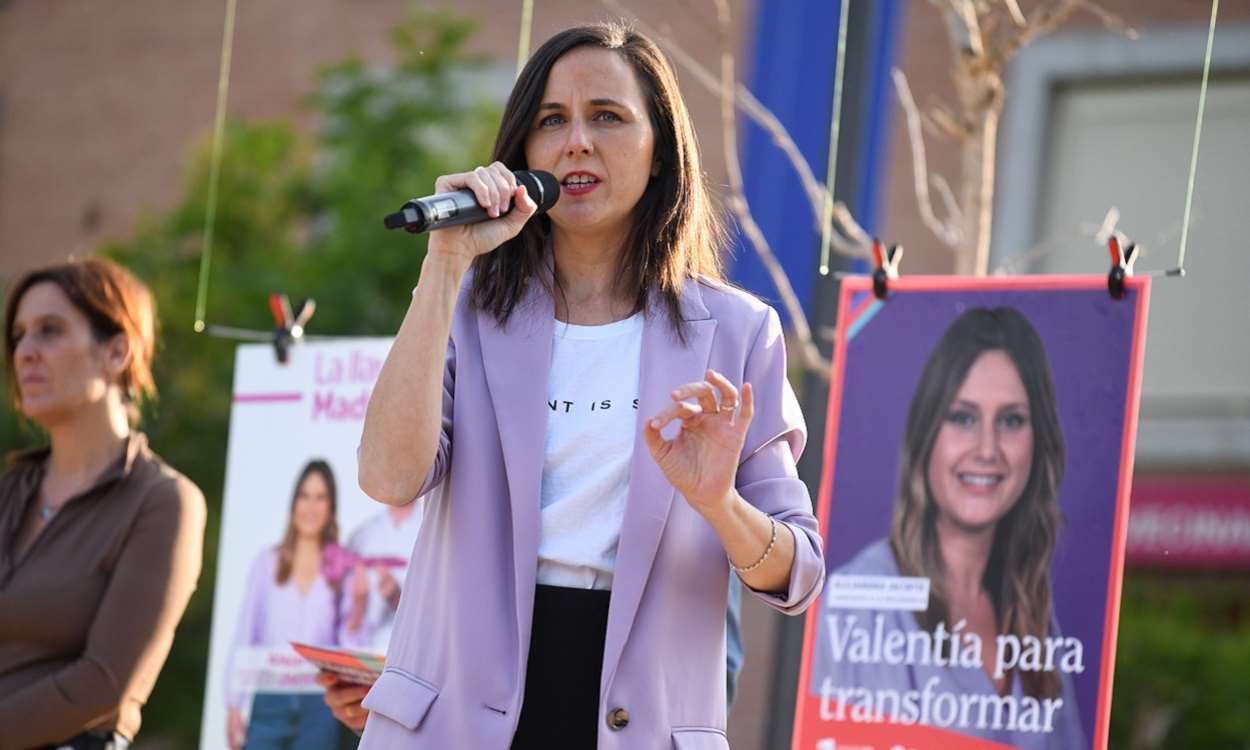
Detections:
510,584,611,749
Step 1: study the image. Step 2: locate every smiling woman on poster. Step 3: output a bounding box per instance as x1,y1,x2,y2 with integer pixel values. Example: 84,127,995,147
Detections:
225,459,344,750
335,21,824,750
820,307,1085,749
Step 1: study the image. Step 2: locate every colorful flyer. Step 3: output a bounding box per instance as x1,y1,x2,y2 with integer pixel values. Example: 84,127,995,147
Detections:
792,276,1150,750
290,642,385,686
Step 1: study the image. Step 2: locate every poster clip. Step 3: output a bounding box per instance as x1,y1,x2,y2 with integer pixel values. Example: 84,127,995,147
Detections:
268,293,316,364
871,239,904,300
1106,235,1139,300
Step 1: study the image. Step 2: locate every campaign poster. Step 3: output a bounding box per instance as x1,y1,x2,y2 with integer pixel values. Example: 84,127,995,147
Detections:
200,339,423,750
792,276,1150,750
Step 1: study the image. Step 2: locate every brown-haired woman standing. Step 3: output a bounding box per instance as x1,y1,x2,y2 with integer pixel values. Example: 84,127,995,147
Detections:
0,258,206,750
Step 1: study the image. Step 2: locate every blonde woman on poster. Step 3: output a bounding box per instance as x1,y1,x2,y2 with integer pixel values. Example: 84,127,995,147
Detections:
822,307,1084,749
225,459,343,750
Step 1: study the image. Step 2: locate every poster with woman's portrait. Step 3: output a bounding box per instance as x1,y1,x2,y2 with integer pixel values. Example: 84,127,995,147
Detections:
200,338,423,750
792,276,1150,750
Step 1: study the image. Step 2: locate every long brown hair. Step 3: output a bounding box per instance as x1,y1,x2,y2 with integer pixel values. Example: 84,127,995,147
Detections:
889,307,1065,698
470,22,726,337
275,459,339,585
4,258,157,425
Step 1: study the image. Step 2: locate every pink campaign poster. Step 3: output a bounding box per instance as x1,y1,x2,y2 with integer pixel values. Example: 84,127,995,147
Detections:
792,276,1150,750
200,339,422,750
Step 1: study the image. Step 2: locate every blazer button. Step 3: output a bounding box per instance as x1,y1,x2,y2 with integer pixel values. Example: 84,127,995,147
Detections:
607,707,630,730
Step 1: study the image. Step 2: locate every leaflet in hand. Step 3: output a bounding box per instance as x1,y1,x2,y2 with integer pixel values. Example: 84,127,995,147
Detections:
290,641,385,686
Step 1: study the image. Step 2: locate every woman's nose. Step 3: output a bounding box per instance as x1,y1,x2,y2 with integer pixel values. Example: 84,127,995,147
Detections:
565,119,593,156
974,422,999,461
13,335,38,362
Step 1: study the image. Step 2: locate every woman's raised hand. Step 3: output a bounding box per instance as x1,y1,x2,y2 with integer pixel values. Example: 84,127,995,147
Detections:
426,161,539,262
643,370,755,518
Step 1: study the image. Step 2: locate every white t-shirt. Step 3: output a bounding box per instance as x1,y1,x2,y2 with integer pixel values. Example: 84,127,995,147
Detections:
536,312,643,590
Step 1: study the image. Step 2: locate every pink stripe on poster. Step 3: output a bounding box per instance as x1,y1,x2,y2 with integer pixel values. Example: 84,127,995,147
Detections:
233,392,303,404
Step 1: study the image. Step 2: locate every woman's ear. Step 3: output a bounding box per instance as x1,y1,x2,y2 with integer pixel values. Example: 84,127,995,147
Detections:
651,159,662,177
104,333,133,381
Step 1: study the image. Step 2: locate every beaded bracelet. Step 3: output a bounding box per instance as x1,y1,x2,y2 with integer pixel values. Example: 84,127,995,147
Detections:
732,517,778,573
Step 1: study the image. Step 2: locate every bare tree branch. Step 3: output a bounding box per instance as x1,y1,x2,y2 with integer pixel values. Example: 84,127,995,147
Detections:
946,0,985,57
831,202,872,249
935,0,1003,275
710,0,829,377
1080,1,1139,40
1003,0,1028,27
925,103,971,141
892,68,963,248
931,174,962,231
991,0,1135,69
996,0,1082,64
821,204,874,260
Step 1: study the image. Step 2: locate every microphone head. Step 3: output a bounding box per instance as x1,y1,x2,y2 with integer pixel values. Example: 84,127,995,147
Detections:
515,170,561,214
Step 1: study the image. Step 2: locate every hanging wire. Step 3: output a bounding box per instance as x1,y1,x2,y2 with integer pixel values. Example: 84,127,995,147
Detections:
193,0,239,333
1172,0,1220,277
191,0,360,345
516,0,535,76
818,0,852,276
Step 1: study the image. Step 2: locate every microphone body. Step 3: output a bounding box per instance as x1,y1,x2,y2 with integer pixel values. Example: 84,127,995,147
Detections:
383,170,560,233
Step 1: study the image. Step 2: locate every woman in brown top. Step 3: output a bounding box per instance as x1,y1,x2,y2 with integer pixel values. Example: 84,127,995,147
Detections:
0,259,206,750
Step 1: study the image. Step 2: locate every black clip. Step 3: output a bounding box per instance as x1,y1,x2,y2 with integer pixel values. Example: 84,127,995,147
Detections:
871,239,904,300
1107,235,1139,300
268,293,316,364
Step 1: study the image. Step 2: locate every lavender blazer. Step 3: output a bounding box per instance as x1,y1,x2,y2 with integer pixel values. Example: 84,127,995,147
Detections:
359,276,825,750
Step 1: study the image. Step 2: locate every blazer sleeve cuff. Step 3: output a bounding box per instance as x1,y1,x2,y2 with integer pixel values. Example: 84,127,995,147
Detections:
739,516,824,615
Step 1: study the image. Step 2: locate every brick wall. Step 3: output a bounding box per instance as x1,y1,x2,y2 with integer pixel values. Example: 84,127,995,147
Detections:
0,0,753,278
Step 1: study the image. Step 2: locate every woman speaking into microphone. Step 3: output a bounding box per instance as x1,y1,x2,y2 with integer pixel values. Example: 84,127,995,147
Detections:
347,22,824,749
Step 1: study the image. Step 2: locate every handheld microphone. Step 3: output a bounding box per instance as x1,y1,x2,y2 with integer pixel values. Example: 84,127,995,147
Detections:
383,170,560,233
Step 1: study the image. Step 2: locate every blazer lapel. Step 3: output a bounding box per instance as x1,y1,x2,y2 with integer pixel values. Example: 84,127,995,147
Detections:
601,280,716,689
477,278,554,656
